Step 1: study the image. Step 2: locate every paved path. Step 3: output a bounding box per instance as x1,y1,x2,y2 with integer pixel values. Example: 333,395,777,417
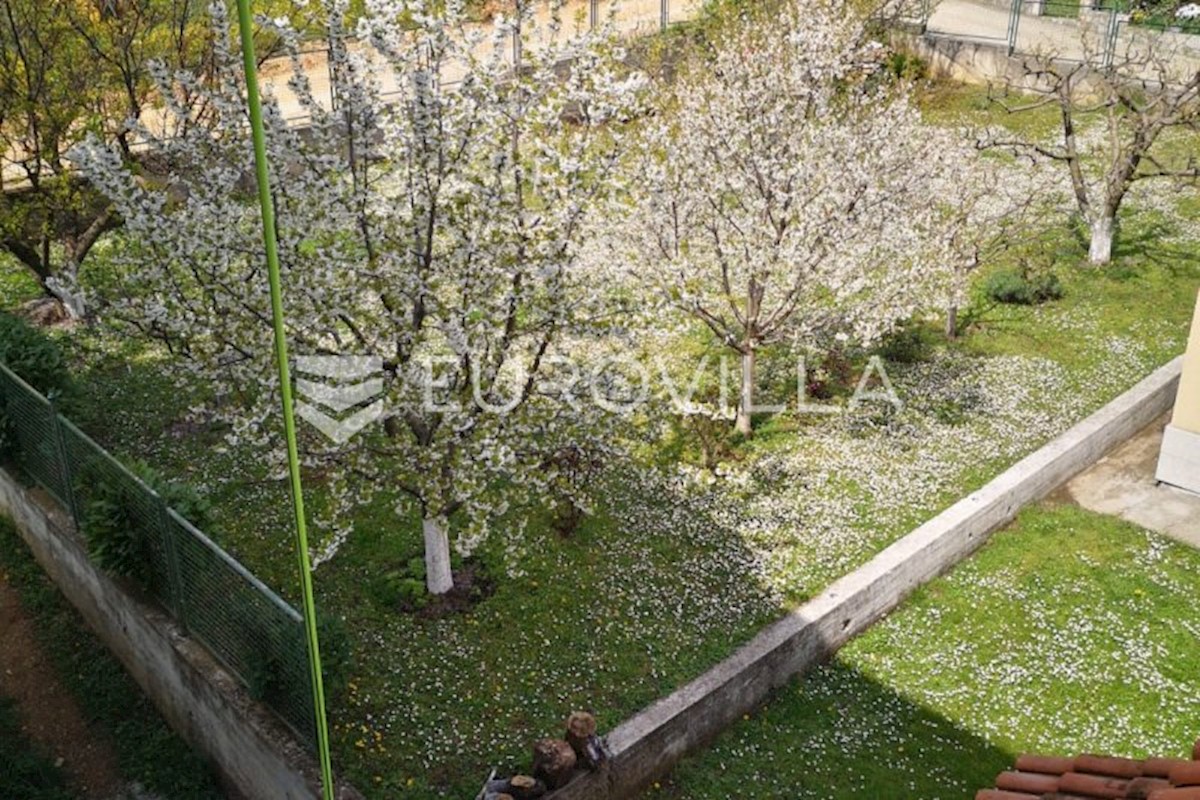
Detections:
1064,414,1200,549
926,0,1200,73
255,0,704,125
3,0,704,185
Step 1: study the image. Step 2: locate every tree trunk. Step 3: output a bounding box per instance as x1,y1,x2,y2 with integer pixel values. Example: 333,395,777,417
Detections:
422,516,454,595
44,276,86,320
735,348,755,437
945,305,959,340
1088,214,1115,265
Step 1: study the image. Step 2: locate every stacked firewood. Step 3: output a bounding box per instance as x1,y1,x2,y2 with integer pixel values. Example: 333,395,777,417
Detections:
479,712,608,799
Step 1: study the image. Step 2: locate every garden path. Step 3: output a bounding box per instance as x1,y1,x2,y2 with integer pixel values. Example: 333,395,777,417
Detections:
1063,414,1200,548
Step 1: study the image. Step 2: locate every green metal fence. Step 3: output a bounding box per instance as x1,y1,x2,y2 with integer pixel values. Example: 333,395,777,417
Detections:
0,361,315,746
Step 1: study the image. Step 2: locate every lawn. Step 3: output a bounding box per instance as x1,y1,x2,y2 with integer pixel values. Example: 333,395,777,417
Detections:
2,77,1198,796
660,503,1200,798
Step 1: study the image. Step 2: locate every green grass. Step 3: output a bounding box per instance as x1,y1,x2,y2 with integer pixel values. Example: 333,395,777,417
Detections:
0,518,223,799
0,252,42,310
661,504,1200,798
0,697,74,800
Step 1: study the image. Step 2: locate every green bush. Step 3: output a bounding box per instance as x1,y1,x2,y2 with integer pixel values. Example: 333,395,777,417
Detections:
0,312,73,461
247,609,352,709
876,323,932,364
78,459,214,585
373,556,431,611
885,50,928,82
983,269,1064,306
0,312,72,397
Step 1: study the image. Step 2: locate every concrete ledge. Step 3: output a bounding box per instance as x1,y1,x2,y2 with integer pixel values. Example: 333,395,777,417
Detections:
547,356,1182,800
0,469,361,800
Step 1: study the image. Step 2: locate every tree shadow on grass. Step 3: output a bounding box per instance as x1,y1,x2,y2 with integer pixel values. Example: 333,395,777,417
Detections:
660,659,1013,800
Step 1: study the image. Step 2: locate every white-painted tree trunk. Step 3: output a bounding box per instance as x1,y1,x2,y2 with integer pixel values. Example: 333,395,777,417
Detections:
422,516,454,595
945,305,959,340
1088,215,1115,265
735,348,755,437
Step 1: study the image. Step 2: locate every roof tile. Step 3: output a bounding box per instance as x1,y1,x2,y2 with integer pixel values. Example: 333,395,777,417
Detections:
974,790,1041,800
980,736,1199,800
1017,755,1076,775
996,770,1061,794
1146,760,1194,778
1059,771,1131,798
1170,764,1200,787
1146,789,1200,800
1076,756,1145,779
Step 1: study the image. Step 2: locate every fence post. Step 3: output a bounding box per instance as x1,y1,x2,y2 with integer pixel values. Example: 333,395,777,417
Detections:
157,500,189,634
1007,0,1022,56
1102,8,1119,70
661,0,668,31
47,396,80,525
590,0,598,29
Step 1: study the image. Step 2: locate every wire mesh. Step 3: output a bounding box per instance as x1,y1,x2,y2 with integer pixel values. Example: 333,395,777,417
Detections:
169,510,315,743
0,366,72,507
0,361,315,747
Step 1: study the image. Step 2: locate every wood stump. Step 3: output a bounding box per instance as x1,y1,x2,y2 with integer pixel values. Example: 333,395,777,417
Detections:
564,712,606,770
508,774,545,799
532,738,577,789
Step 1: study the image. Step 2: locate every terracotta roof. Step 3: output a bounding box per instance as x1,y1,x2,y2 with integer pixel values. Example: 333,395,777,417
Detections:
977,739,1200,800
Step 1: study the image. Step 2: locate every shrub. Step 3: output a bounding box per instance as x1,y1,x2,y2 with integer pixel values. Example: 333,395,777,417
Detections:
983,268,1064,306
885,50,928,81
0,312,72,396
0,312,73,461
876,323,932,364
377,557,432,611
79,459,215,585
247,609,352,707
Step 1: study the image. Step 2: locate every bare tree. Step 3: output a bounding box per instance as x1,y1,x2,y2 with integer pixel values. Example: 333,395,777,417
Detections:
987,35,1200,265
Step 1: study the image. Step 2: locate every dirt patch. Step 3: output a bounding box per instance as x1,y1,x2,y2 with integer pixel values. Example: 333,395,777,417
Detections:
0,573,124,799
415,564,496,619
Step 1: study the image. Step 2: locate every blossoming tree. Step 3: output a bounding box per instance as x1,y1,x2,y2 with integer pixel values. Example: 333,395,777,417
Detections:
624,0,951,436
77,0,643,594
926,128,1040,338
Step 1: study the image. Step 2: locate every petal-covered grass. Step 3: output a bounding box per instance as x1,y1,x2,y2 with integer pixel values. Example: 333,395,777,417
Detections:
660,503,1200,798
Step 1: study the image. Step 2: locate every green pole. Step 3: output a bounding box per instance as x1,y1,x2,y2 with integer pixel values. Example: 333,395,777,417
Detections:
231,2,336,798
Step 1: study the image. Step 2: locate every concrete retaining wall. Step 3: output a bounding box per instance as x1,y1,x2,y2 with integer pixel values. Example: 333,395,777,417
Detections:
548,356,1182,799
0,470,359,800
894,30,1038,86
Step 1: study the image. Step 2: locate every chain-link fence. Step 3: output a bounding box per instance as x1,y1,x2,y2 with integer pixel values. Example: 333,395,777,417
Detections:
920,0,1200,68
0,362,315,746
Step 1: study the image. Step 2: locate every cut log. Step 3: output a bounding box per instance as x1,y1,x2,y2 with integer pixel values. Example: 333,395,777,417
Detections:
532,738,577,789
509,774,546,799
564,712,597,757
